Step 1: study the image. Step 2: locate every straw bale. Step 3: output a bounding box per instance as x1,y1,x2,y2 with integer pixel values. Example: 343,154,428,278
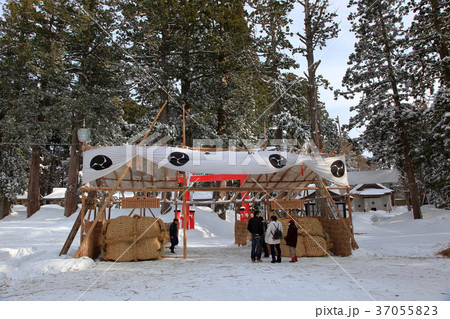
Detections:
81,220,105,259
235,220,250,246
100,215,167,262
296,236,307,257
163,223,171,243
304,236,328,257
278,217,329,257
319,217,352,257
135,237,163,260
279,218,289,236
280,236,307,257
291,216,324,236
280,244,290,257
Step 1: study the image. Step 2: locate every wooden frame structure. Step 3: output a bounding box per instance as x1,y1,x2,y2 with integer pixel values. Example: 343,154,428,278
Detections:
60,102,358,260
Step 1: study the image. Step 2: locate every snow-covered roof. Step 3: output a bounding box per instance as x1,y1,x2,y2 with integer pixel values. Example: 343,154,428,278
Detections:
43,188,67,200
296,188,343,198
349,183,393,196
191,191,214,200
16,192,28,200
347,169,399,185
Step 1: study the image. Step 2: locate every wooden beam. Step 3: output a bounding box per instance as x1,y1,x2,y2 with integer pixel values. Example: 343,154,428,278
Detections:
59,210,82,256
73,101,169,258
143,100,168,145
340,144,353,155
74,158,134,258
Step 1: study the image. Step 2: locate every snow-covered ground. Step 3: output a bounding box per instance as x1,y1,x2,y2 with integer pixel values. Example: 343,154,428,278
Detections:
0,204,449,313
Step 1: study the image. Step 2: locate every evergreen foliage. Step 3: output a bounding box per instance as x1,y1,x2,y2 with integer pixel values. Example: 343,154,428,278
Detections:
0,0,447,217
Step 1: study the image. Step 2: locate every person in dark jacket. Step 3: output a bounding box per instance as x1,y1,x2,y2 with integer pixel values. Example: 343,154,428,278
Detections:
169,218,179,253
285,219,298,262
260,216,269,258
247,211,264,262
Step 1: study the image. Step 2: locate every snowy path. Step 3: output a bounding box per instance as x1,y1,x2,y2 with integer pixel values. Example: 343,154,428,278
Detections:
0,205,449,301
1,241,448,301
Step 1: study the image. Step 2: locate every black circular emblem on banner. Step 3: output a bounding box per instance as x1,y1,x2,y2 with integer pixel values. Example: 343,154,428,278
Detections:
269,154,287,169
90,155,113,171
168,152,190,166
330,160,345,178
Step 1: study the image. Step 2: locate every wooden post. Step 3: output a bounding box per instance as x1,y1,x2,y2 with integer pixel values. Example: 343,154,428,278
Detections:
182,172,187,259
59,211,82,256
142,100,168,145
337,116,344,152
346,186,354,235
182,104,186,147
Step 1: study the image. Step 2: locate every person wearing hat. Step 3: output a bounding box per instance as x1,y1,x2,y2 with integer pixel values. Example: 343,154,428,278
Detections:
169,218,179,253
285,219,298,262
247,210,264,262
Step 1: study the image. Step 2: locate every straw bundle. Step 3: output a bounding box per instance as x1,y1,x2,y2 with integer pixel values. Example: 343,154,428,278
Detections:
163,223,171,243
278,217,328,257
304,236,328,257
280,236,307,257
100,215,167,262
319,217,352,257
81,220,105,259
291,216,324,236
235,220,250,246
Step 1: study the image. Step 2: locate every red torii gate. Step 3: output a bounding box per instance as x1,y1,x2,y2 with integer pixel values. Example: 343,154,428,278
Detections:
176,174,251,229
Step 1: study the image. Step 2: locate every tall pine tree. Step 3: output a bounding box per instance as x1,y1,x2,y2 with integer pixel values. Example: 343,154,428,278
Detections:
341,0,423,219
0,0,70,217
247,0,298,141
406,0,449,207
295,0,340,151
62,0,127,216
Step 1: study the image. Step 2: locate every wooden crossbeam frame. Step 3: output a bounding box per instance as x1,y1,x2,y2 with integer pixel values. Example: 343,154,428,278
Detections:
72,100,168,258
67,103,358,258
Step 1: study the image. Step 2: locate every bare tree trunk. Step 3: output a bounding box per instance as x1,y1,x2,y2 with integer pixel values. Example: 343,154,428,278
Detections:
214,180,227,220
27,146,41,218
401,134,423,219
0,198,12,220
64,118,81,217
303,0,323,150
377,5,422,220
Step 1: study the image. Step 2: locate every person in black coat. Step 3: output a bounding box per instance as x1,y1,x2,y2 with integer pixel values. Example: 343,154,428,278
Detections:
285,219,298,262
169,218,179,253
247,211,264,262
260,216,269,258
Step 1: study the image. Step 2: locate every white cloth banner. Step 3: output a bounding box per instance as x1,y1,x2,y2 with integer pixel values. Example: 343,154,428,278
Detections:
82,145,349,186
